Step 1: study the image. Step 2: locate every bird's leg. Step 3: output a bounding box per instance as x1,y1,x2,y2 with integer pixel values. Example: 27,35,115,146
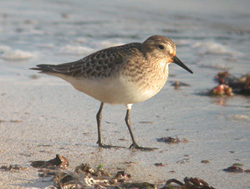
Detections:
125,105,139,147
96,102,125,149
125,104,157,151
96,102,104,147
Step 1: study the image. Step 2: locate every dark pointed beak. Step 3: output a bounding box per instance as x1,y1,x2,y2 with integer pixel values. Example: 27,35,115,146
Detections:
173,56,193,74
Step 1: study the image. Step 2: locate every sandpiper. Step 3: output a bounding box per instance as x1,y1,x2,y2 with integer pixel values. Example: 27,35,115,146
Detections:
31,35,193,150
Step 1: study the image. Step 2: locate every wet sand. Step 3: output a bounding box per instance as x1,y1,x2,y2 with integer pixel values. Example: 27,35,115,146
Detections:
0,75,249,188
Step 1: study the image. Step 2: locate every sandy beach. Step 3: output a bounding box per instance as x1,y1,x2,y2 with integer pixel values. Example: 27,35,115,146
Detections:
0,0,250,188
0,73,249,188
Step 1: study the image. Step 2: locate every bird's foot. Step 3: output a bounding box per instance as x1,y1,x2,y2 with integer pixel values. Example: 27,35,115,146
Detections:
129,143,157,151
97,142,126,149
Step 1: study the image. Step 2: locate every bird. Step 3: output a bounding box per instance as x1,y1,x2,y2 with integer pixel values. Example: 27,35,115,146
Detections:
31,35,193,151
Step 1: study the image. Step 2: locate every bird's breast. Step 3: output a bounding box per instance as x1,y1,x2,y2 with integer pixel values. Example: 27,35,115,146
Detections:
59,60,169,105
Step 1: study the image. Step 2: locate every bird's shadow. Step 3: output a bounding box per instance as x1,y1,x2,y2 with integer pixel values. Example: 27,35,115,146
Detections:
97,144,158,152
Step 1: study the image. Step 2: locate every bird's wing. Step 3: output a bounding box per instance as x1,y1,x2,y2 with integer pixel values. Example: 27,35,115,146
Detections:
32,43,142,78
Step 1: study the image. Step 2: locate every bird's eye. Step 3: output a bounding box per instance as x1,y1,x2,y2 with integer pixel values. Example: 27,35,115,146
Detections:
158,45,164,50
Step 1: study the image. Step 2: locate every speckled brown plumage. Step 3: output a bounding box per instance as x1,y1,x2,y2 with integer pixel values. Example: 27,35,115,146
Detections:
36,43,143,78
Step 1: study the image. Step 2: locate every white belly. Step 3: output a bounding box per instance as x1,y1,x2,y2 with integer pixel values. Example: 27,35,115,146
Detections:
61,74,160,104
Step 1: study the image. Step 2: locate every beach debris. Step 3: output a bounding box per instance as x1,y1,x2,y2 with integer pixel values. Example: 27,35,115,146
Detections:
154,163,166,167
170,81,190,89
215,71,231,84
75,163,111,177
176,158,190,164
210,71,250,96
139,120,155,124
201,160,210,164
53,172,83,188
121,182,155,188
245,169,250,173
19,153,32,157
29,74,40,79
29,157,216,188
157,136,180,144
53,163,132,188
97,163,103,171
222,163,250,173
0,119,22,124
163,177,215,189
31,154,69,169
38,169,59,178
210,84,233,96
31,154,69,178
232,163,243,167
157,136,188,144
121,161,137,167
0,164,27,171
223,165,244,173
